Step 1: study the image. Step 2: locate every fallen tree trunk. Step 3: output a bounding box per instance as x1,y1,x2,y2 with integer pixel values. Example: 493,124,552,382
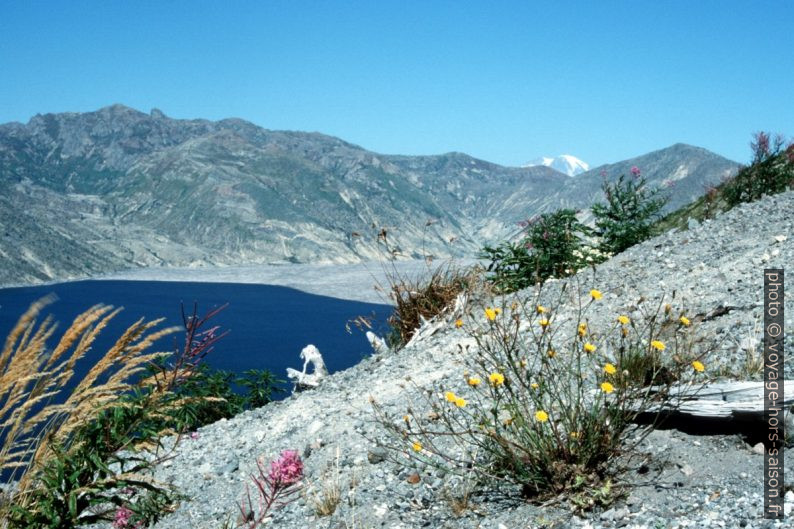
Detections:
646,380,794,419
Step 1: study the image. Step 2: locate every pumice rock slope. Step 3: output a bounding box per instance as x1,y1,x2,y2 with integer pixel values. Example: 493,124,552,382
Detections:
115,191,792,529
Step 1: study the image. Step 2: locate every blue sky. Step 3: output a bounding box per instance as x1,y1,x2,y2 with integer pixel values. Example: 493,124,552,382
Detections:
1,1,792,167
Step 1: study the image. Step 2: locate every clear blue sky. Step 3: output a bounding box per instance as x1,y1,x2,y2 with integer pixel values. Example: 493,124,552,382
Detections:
1,1,792,167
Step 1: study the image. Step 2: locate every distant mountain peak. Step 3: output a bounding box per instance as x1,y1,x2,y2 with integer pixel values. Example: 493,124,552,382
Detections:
524,154,589,176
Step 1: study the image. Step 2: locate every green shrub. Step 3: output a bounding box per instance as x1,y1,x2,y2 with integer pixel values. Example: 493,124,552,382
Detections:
591,168,668,255
481,209,602,292
723,132,794,207
373,283,712,509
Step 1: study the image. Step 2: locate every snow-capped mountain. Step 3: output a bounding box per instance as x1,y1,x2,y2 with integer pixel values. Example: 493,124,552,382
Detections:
524,154,589,176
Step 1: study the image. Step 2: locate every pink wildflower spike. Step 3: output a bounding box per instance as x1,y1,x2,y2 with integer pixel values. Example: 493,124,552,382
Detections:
630,166,641,177
268,450,304,485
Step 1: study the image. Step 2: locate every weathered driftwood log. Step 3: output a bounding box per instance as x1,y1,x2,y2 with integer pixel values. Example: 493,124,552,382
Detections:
286,344,328,391
639,380,794,423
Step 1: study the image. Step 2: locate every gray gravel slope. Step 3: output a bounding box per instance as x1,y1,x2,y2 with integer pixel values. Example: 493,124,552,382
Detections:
101,191,794,529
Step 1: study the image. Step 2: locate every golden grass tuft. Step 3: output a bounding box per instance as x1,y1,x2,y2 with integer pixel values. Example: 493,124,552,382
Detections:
0,297,180,503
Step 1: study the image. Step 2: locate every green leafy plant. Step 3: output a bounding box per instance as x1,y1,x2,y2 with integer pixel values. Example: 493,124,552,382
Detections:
481,209,601,292
723,132,794,207
372,281,712,509
591,168,668,255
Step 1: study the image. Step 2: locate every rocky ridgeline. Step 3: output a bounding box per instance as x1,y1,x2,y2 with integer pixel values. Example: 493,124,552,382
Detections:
105,191,792,529
0,105,738,286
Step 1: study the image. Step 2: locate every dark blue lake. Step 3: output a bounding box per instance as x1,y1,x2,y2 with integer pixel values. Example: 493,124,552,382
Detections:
0,279,394,395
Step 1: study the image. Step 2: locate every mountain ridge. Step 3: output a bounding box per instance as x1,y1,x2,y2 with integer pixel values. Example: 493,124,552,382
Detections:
0,105,740,286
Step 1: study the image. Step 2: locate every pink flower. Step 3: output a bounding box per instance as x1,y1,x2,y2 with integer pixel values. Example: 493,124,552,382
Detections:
268,450,303,486
113,506,133,529
754,131,770,157
630,166,641,177
190,431,200,440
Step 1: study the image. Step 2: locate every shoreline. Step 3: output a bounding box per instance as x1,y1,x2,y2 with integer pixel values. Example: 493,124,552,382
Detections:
0,259,478,305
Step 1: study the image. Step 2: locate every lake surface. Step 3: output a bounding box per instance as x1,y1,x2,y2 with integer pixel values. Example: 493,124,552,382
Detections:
0,279,394,396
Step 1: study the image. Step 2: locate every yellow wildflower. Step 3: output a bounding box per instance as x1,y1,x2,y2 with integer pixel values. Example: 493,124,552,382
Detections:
455,319,463,328
539,318,550,329
531,382,539,390
604,363,617,375
584,342,596,353
467,376,481,387
454,396,467,408
412,441,422,452
679,316,691,326
403,414,410,423
547,349,556,358
621,327,629,337
444,391,457,403
489,372,505,386
485,308,497,321
536,305,547,314
590,289,603,300
650,340,666,351
534,410,549,422
578,322,587,337
600,382,615,394
570,431,580,440
692,360,705,372
617,315,630,325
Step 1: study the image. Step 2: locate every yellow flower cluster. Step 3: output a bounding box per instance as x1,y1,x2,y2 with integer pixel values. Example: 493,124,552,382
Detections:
467,376,481,387
600,382,615,394
604,363,617,375
412,441,422,452
539,318,550,329
455,319,463,328
489,372,505,386
534,410,549,422
536,305,547,314
617,315,630,325
650,340,666,351
679,316,691,326
590,289,603,300
444,391,467,407
584,342,596,353
578,323,587,337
